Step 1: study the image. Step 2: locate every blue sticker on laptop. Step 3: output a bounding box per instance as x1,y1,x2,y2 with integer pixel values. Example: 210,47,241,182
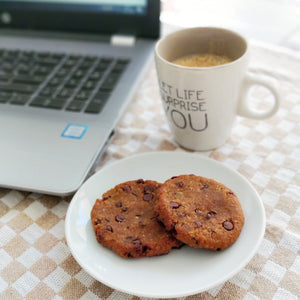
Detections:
61,124,88,139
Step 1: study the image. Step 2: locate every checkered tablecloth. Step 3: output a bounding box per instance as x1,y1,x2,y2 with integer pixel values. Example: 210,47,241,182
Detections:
0,39,299,300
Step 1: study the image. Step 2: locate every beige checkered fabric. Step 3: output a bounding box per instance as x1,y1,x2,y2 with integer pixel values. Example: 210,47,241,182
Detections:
1,40,299,300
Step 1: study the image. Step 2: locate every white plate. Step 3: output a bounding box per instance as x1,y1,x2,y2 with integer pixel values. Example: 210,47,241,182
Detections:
65,151,265,298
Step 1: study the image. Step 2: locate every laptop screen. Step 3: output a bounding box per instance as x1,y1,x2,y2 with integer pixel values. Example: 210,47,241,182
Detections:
0,0,159,38
1,0,147,14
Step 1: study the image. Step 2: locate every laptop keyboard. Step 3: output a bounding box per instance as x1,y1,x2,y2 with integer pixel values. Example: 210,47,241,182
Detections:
0,49,130,113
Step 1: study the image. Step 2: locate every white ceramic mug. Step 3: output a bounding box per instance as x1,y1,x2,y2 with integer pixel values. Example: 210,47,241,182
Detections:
155,27,280,151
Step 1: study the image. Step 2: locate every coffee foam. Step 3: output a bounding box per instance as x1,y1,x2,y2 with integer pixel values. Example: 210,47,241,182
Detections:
172,53,232,67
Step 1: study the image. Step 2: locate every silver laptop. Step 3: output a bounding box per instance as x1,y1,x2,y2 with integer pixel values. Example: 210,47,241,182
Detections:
0,0,160,195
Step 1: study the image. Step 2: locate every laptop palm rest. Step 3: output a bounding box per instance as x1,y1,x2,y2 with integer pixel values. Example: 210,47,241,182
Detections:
0,111,111,195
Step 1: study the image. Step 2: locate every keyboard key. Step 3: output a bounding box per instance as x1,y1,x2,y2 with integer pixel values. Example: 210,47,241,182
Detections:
45,99,66,109
52,53,65,59
48,77,62,86
85,101,104,113
89,71,103,81
2,62,14,72
102,57,113,63
74,90,91,101
0,75,10,83
10,94,30,105
39,87,56,97
73,69,86,79
84,55,97,62
117,58,130,64
93,91,110,102
16,64,32,75
0,91,12,103
81,80,97,90
79,60,94,69
35,57,60,66
95,60,112,71
56,67,72,77
30,96,48,107
65,78,80,88
112,61,129,73
22,50,34,58
0,83,37,94
101,73,120,91
57,88,74,99
34,65,53,76
36,51,50,58
13,75,45,85
64,57,80,67
66,100,85,112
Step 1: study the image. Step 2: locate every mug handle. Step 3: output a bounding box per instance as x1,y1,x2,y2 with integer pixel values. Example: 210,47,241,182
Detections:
238,73,280,119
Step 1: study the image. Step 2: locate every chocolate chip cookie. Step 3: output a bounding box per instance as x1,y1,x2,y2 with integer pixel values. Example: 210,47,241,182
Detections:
91,179,183,258
157,175,244,250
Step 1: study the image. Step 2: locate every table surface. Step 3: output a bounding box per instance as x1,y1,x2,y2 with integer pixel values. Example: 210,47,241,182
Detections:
161,0,300,51
0,39,299,300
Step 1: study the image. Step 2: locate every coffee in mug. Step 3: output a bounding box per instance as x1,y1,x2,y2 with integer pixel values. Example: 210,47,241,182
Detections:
155,27,280,151
172,53,232,67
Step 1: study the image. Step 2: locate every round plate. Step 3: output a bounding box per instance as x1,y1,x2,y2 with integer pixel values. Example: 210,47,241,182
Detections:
65,151,265,298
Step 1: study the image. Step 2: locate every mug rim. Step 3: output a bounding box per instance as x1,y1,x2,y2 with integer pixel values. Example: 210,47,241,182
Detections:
155,26,249,70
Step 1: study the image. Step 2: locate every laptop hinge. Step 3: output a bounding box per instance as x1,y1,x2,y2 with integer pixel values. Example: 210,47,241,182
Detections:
110,34,136,47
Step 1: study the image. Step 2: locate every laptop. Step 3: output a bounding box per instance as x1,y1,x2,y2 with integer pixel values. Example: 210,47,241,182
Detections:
0,0,160,195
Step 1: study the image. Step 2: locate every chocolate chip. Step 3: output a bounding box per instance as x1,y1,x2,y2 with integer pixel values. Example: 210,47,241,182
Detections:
195,209,202,216
192,237,199,244
206,210,217,219
170,202,181,208
132,238,144,253
227,191,234,195
136,179,144,184
177,212,186,217
96,229,103,239
115,215,124,222
195,221,202,228
105,218,110,222
105,225,113,232
143,193,153,201
171,176,178,179
122,184,131,192
103,196,111,201
132,239,148,254
94,218,101,225
175,181,184,188
144,185,154,193
132,239,142,245
150,213,159,220
139,221,146,227
201,182,209,189
131,192,138,196
206,213,212,219
223,220,234,231
115,201,122,208
170,222,177,235
210,229,216,237
122,207,128,212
